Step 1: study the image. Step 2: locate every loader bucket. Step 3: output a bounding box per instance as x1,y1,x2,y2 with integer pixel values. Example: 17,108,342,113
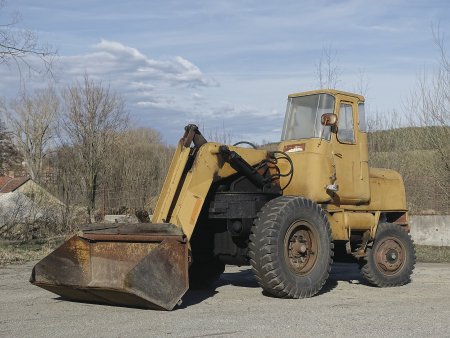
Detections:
30,223,189,310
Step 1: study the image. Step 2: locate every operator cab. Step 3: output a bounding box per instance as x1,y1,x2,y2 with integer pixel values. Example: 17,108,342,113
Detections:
278,89,370,205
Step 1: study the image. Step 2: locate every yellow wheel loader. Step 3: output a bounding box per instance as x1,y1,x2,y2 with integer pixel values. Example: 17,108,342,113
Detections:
30,89,416,310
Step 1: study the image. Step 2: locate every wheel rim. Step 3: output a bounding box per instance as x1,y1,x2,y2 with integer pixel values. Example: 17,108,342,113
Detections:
284,220,319,275
374,237,405,275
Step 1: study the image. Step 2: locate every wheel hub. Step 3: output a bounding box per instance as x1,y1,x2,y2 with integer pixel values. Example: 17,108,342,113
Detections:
284,221,318,275
375,237,405,275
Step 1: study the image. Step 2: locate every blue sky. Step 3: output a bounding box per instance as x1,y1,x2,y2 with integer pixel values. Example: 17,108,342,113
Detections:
1,0,449,144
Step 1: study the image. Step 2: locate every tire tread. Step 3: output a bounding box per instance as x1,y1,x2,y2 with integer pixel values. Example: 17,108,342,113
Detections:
249,196,333,298
360,223,416,287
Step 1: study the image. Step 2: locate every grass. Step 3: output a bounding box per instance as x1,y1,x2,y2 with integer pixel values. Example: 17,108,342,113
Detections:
0,238,63,266
415,245,450,263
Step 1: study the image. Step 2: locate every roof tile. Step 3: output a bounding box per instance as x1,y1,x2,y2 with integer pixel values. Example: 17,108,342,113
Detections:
0,176,30,193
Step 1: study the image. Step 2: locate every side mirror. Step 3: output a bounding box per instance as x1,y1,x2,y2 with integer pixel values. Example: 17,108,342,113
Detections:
321,113,337,126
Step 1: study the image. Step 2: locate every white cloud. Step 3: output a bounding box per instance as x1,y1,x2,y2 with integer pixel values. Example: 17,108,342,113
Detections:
47,40,229,138
95,40,147,61
55,39,217,88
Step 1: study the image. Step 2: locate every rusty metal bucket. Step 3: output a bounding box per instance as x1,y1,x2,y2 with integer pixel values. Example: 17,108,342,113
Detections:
30,223,189,310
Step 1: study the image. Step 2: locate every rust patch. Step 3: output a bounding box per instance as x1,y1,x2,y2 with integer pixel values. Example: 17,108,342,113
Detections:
30,224,189,310
81,233,185,243
374,237,405,275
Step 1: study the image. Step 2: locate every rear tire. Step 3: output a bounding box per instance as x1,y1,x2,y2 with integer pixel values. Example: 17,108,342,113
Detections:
360,223,415,287
249,196,333,298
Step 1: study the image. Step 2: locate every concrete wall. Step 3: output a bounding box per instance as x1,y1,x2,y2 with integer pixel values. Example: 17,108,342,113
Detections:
409,215,450,246
103,214,139,223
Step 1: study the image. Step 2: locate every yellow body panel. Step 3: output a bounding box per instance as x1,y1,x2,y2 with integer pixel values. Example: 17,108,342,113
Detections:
278,138,333,202
152,142,191,223
346,168,407,211
329,211,377,240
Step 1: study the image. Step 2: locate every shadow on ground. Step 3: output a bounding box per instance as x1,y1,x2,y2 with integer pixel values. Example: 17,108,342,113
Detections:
179,262,366,308
178,268,257,309
320,262,368,294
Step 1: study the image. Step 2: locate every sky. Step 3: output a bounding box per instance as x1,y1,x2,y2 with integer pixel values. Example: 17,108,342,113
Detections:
1,0,449,144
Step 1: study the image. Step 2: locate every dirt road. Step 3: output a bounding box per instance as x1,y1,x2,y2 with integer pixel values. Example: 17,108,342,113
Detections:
1,262,449,337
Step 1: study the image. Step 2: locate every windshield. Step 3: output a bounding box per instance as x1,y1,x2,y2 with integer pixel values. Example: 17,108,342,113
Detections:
281,93,335,141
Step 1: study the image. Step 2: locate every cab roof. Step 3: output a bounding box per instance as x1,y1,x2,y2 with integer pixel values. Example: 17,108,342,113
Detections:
288,89,365,102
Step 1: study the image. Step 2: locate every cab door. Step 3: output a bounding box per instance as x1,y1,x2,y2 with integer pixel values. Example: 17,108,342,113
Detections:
332,96,370,204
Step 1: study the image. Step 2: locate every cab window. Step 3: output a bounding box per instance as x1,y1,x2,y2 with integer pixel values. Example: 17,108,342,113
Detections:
337,103,355,144
358,102,367,132
281,94,334,141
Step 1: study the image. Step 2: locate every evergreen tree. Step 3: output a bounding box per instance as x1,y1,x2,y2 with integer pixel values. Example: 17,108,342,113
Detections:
0,118,21,175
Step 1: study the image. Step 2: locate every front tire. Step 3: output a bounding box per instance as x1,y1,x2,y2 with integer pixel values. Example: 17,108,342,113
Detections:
360,223,415,287
248,196,333,298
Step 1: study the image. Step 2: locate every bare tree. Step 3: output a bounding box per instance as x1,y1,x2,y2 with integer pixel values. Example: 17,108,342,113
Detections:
315,46,340,89
0,0,55,74
103,127,173,213
61,75,128,221
1,87,59,181
406,26,450,198
354,68,370,97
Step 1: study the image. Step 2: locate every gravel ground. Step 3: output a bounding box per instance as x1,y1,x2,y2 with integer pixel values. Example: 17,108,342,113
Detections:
1,262,449,337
